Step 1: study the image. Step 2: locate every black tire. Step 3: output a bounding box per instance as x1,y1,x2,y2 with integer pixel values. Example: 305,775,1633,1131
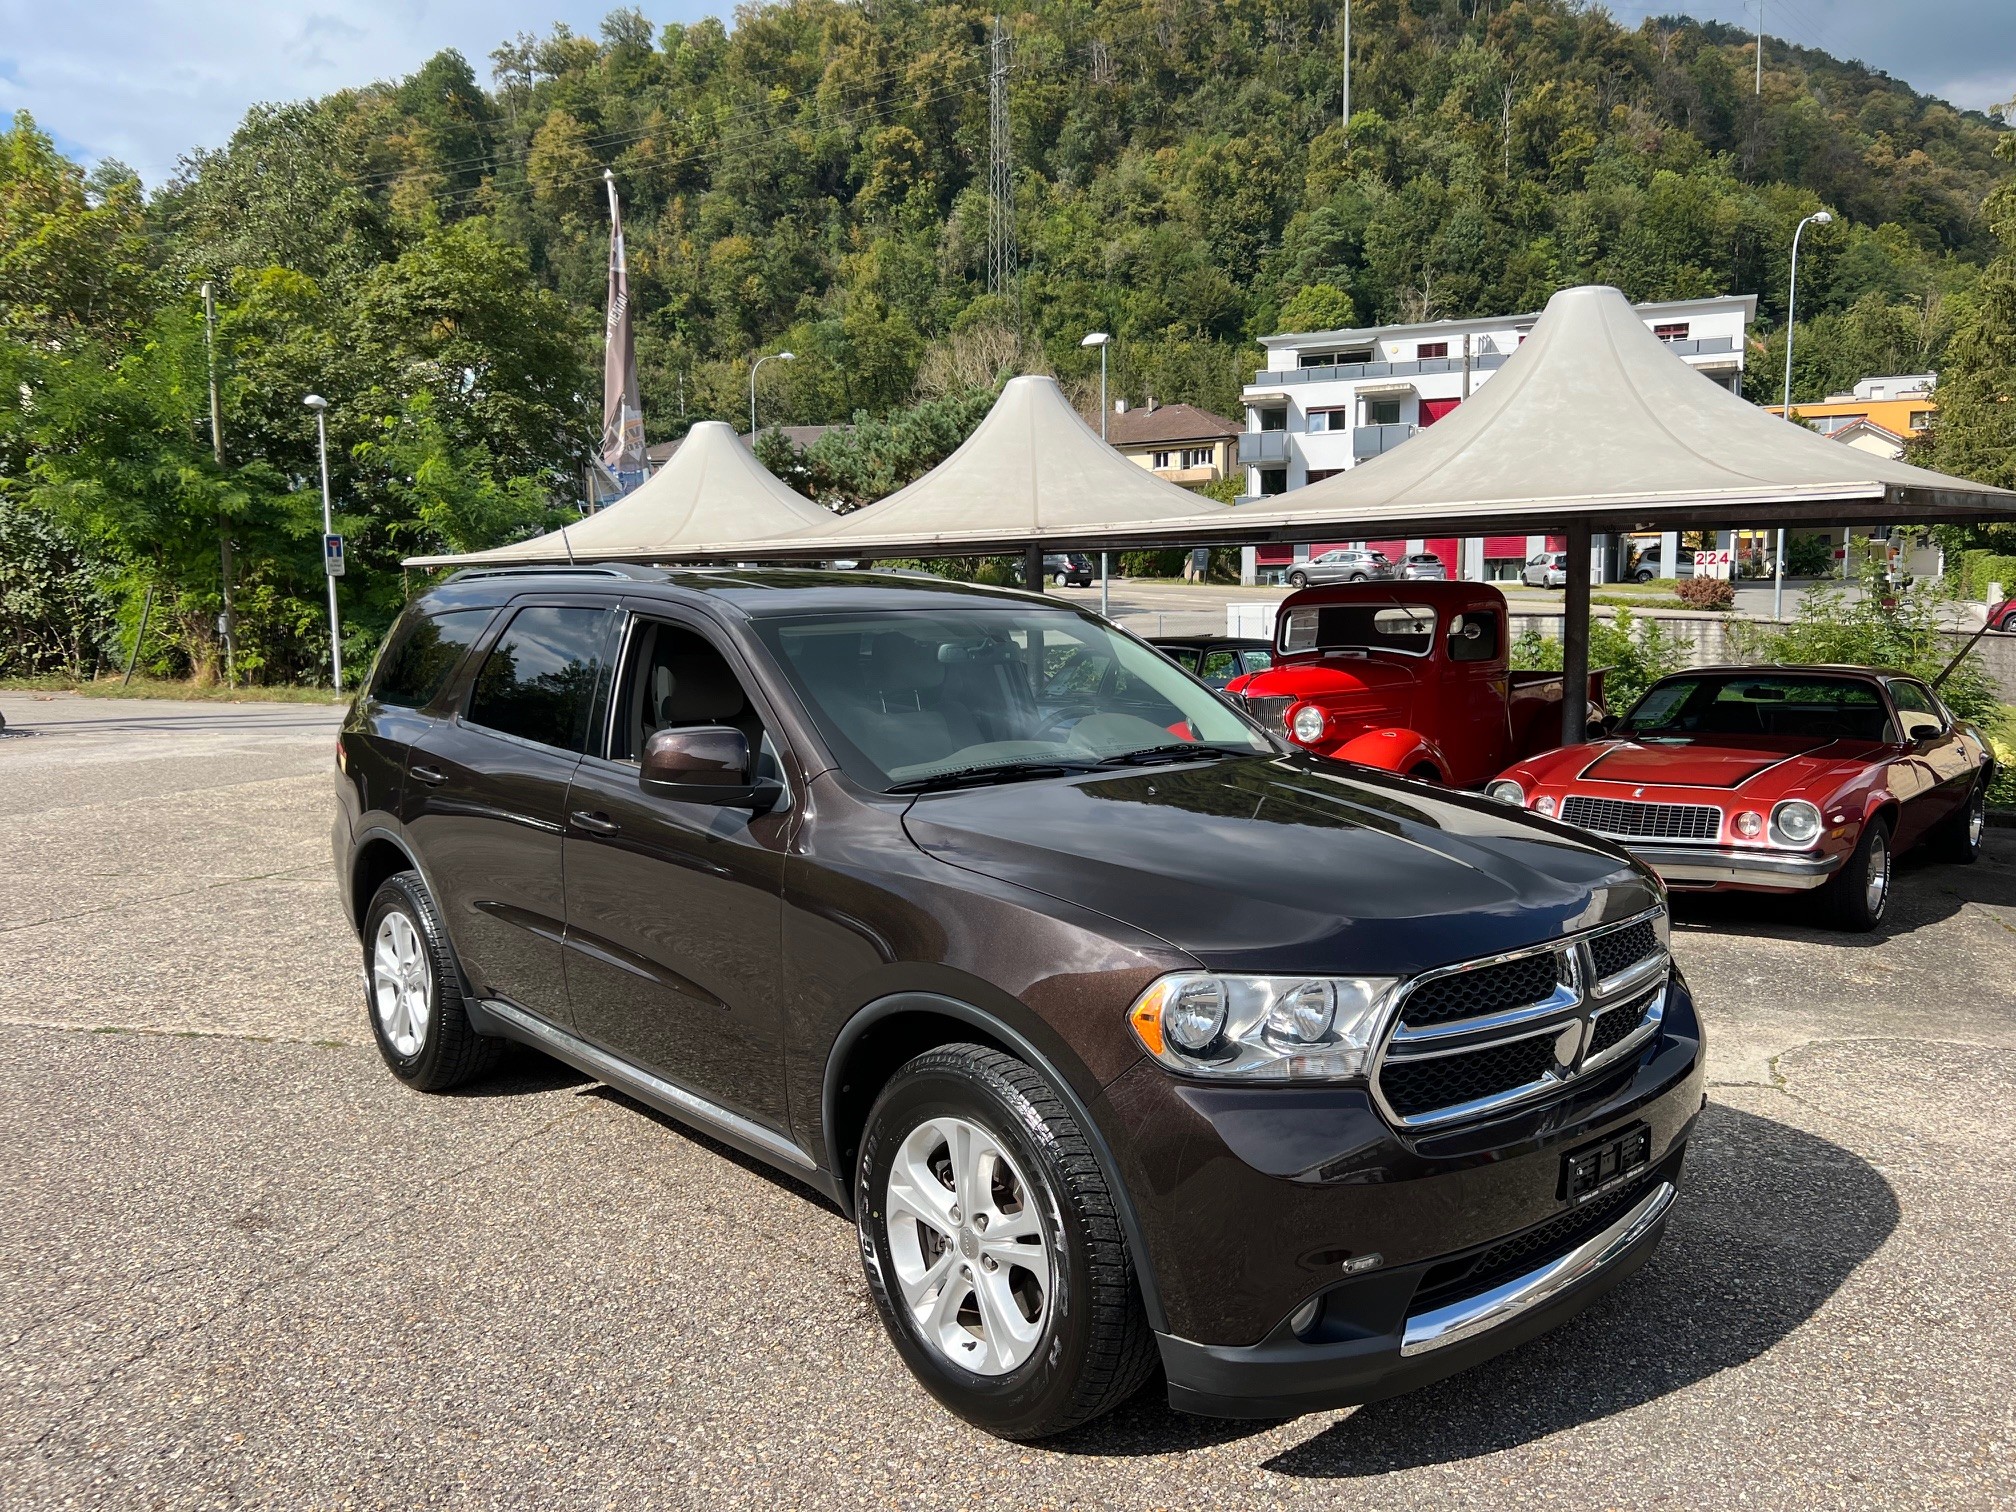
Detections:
1347,571,1368,583
1635,569,1655,584
855,1043,1157,1440
2000,613,2016,633
1286,570,1309,588
1930,779,1988,865
361,871,502,1091
1816,815,1893,932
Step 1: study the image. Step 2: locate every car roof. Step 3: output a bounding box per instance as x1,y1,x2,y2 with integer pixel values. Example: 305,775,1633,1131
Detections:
1648,664,1915,685
418,563,1061,620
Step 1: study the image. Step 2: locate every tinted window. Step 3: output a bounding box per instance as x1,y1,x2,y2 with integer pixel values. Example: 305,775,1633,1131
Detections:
465,606,610,752
372,608,492,710
1622,675,1890,742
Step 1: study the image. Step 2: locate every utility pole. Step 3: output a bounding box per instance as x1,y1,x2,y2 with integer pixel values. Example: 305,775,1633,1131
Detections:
987,16,1018,310
1755,1,1763,94
304,395,343,690
201,281,236,687
1341,1,1351,135
1775,209,1834,621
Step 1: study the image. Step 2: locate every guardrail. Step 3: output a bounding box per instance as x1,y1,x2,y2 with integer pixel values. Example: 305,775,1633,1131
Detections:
1252,351,1511,386
1237,431,1292,465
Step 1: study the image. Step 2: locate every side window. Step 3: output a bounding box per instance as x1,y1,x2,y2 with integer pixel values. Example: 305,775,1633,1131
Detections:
1200,650,1240,687
465,606,611,753
1164,647,1201,671
372,608,492,709
1239,649,1273,676
1448,611,1501,663
613,619,767,766
1887,679,1945,739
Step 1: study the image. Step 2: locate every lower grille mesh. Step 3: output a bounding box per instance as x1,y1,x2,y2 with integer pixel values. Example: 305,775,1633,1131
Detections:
1412,1175,1655,1313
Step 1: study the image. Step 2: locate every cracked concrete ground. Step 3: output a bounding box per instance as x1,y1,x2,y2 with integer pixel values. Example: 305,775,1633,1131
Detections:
2,691,2013,1510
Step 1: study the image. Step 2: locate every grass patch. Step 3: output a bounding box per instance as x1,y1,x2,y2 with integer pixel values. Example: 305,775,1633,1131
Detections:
0,675,348,705
1590,591,1686,610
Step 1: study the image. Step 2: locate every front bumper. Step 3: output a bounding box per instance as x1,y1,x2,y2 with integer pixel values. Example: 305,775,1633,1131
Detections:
1629,844,1840,891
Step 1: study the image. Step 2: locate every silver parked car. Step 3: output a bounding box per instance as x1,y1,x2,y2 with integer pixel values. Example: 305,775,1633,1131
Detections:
1395,552,1448,581
1284,547,1396,588
1520,551,1569,588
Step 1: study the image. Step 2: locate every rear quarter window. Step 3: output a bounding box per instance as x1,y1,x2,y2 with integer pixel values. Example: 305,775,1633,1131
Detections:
371,608,494,710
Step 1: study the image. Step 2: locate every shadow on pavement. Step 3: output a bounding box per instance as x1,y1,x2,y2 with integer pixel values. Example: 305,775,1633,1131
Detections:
1253,1102,1896,1476
578,1082,849,1219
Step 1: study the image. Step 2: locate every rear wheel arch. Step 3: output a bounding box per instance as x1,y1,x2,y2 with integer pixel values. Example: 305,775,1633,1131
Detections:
351,833,421,933
821,990,1167,1332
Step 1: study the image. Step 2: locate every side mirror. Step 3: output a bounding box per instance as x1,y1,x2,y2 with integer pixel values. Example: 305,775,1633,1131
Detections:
640,726,776,809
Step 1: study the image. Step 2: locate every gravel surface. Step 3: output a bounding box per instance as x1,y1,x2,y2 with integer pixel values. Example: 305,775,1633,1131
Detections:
3,691,2012,1510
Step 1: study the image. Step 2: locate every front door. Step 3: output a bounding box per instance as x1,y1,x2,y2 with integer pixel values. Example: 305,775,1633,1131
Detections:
403,600,617,1024
1886,679,1974,846
562,612,794,1128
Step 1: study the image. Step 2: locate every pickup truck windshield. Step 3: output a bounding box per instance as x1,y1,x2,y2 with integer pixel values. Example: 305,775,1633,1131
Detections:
1621,674,1893,742
754,607,1272,790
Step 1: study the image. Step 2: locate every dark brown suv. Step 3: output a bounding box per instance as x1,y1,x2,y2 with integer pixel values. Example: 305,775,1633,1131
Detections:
334,566,1704,1439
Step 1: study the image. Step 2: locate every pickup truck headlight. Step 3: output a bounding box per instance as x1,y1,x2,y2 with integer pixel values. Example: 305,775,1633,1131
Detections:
1486,779,1525,805
1771,799,1822,847
1127,972,1398,1081
1289,704,1327,744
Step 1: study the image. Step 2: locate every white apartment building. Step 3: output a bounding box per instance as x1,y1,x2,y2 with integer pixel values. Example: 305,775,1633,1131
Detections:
1238,295,1757,582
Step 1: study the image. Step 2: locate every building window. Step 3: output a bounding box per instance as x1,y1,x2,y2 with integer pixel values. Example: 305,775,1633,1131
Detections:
1417,341,1448,359
1303,349,1371,367
1259,470,1288,496
1306,469,1342,484
1151,451,1172,469
1812,415,1859,435
1307,408,1348,433
1258,407,1287,431
1182,448,1212,468
1909,410,1932,430
1653,322,1691,342
1365,398,1402,427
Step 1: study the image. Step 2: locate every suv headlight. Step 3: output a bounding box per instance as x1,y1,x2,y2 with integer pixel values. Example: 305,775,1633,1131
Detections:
1486,779,1525,806
1127,972,1397,1081
1770,799,1822,848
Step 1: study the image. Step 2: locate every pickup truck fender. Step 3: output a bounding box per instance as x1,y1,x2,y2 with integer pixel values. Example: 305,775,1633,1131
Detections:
1328,726,1449,782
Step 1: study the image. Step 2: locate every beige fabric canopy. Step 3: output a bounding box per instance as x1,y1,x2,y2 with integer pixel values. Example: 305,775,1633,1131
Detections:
403,419,832,568
1201,283,2016,540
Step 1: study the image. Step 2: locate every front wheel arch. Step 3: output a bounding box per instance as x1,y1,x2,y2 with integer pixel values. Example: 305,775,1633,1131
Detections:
820,991,1168,1333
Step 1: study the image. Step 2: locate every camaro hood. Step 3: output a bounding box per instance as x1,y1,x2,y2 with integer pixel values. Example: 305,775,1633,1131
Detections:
1562,736,1890,792
901,755,1657,978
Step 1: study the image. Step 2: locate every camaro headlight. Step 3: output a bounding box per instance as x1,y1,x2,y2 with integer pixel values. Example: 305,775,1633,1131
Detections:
1290,704,1327,744
1771,799,1822,847
1486,779,1525,806
1128,972,1397,1081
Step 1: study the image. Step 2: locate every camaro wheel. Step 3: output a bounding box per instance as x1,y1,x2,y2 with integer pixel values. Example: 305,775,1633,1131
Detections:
1818,816,1892,932
855,1043,1156,1439
1932,780,1988,865
362,871,501,1091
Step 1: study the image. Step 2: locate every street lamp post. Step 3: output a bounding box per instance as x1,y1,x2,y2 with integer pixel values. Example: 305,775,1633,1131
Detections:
303,394,342,689
1776,208,1833,621
1081,331,1112,617
749,350,795,436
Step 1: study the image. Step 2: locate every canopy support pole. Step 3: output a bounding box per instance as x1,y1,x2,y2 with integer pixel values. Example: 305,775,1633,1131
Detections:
1561,520,1591,749
1024,541,1046,596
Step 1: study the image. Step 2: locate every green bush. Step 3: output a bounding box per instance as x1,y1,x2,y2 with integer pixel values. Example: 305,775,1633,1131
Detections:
1784,534,1839,578
1119,550,1189,579
1674,576,1735,609
1510,608,1690,716
0,497,117,679
1952,549,2016,600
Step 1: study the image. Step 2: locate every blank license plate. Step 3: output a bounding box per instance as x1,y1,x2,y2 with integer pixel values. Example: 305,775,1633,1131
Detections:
1561,1124,1652,1205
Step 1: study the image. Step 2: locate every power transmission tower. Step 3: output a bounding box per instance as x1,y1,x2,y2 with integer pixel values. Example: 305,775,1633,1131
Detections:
987,15,1018,310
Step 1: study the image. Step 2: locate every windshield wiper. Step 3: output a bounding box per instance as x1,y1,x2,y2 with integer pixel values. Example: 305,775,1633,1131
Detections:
1092,743,1246,768
887,760,1101,794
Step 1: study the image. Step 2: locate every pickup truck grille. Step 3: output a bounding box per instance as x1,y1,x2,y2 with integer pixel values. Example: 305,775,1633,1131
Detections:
1239,694,1293,736
1560,794,1720,841
1374,913,1669,1130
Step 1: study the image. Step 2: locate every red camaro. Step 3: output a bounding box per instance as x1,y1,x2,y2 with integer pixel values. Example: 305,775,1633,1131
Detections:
1488,666,1993,931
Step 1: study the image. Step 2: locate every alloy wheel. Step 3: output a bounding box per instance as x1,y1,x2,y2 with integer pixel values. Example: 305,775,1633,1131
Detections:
883,1116,1054,1376
1969,789,1987,849
372,909,431,1058
1865,829,1891,918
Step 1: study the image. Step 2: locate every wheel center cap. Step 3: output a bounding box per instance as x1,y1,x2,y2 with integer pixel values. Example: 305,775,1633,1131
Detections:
958,1228,978,1259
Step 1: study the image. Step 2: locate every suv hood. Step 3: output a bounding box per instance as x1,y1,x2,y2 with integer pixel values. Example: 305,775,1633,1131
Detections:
901,755,1656,978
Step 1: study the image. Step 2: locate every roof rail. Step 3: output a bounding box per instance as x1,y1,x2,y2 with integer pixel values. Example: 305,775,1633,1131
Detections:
443,563,669,584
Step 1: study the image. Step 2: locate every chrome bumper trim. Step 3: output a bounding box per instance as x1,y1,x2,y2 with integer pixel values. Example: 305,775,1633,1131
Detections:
1630,846,1841,890
1400,1181,1677,1357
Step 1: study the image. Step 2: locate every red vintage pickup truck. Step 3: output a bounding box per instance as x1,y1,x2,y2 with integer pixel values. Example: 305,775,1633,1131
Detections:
1226,581,1604,787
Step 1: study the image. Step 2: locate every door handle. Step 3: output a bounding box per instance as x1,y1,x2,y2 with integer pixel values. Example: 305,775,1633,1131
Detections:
409,764,447,786
570,810,620,835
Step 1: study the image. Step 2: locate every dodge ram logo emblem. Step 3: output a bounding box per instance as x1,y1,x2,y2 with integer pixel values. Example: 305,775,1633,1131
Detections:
1554,1023,1584,1072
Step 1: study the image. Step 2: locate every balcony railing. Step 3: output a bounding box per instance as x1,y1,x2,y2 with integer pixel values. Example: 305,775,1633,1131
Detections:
1251,352,1511,386
1660,335,1736,358
1237,430,1292,465
1353,423,1417,459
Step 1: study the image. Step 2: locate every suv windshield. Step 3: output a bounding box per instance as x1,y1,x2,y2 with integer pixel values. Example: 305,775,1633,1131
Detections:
753,607,1271,789
1621,674,1893,742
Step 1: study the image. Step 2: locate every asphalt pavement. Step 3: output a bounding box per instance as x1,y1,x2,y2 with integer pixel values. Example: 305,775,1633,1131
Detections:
2,691,2013,1510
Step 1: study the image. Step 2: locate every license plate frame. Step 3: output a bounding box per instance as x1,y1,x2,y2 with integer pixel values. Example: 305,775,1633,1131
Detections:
1559,1123,1652,1205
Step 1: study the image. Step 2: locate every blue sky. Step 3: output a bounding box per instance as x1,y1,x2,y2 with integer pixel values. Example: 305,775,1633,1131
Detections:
2,1,2011,192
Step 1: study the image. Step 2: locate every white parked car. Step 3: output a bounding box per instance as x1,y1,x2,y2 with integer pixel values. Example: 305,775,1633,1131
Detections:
1520,551,1568,588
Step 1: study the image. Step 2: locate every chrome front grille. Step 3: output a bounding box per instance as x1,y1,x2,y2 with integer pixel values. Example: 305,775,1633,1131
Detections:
1560,795,1720,841
1373,911,1670,1130
1240,694,1294,736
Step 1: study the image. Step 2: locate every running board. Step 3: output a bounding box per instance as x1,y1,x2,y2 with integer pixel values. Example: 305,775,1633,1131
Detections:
474,998,819,1175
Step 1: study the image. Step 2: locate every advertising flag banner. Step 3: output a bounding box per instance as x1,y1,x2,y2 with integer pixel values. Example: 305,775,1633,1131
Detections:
599,171,647,504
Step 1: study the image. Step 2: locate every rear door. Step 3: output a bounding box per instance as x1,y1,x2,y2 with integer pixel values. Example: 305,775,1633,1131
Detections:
348,605,499,818
403,599,618,1023
560,607,795,1127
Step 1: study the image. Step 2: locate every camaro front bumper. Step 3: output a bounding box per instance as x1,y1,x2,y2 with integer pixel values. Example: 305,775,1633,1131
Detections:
1628,844,1841,891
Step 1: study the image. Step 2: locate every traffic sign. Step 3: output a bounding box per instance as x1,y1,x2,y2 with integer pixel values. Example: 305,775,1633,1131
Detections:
324,533,346,578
